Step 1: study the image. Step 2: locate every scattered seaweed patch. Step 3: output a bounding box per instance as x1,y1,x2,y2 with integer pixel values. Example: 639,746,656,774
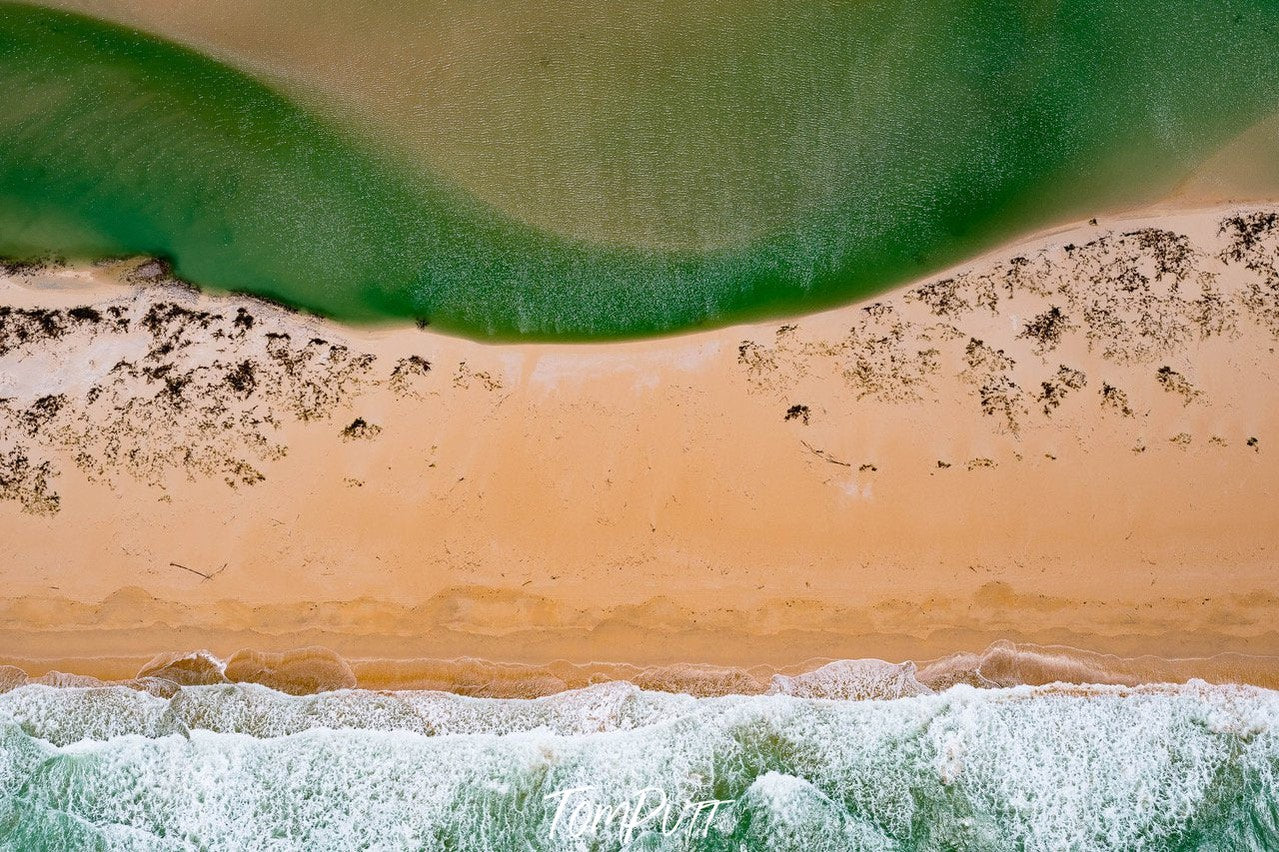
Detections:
390,355,432,398
1037,366,1087,417
0,446,59,515
341,418,382,441
453,362,502,391
1100,383,1134,417
0,285,424,512
1155,366,1200,405
1019,307,1071,355
734,211,1279,472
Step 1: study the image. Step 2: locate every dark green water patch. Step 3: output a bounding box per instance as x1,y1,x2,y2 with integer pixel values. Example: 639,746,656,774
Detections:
0,2,1278,340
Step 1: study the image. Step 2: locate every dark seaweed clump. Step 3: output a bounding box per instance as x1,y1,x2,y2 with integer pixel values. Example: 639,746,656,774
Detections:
784,404,810,425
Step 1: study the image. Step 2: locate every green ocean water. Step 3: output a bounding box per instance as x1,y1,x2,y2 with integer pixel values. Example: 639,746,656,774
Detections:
2,680,1279,850
0,2,1278,339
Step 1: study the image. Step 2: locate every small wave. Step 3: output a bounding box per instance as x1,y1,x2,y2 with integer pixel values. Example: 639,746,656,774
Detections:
7,640,1279,700
770,659,933,700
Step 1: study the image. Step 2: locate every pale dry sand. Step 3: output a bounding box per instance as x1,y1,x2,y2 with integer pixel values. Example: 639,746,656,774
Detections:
2,205,1279,694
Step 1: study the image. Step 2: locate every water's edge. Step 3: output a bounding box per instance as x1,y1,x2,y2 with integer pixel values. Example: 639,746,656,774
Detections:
7,641,1279,699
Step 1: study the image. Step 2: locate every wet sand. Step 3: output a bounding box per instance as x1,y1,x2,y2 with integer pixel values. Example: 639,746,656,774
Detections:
2,205,1278,694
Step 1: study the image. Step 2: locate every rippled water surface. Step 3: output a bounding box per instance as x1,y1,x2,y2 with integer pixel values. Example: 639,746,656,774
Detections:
2,1,1278,338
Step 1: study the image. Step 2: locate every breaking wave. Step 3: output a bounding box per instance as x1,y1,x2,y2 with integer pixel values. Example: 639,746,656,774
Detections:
2,649,1279,849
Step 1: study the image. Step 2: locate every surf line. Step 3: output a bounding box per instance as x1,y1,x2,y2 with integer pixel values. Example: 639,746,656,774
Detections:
544,785,734,844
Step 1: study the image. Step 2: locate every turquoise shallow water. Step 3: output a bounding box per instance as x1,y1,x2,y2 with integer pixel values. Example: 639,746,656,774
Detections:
1,679,1278,850
1,2,1279,339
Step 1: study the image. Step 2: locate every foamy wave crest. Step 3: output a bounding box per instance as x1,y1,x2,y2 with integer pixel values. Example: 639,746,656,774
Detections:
769,659,933,700
1,680,1278,849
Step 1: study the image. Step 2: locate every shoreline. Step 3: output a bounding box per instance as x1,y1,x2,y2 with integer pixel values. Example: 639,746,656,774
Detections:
3,202,1279,697
8,640,1279,698
2,197,1264,348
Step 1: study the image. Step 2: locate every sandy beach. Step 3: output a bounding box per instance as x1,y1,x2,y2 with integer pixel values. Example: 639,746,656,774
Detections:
1,204,1278,694
8,5,1279,846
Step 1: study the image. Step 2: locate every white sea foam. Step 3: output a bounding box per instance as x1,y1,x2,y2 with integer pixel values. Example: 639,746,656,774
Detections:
769,658,933,700
0,680,1277,849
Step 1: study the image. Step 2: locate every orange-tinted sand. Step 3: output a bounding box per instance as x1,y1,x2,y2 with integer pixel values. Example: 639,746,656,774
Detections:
2,205,1278,694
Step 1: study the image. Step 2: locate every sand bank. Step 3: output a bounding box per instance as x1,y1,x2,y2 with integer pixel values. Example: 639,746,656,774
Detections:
2,205,1278,691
